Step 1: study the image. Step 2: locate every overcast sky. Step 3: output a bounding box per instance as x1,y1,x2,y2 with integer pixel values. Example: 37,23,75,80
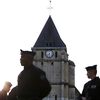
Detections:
0,0,100,93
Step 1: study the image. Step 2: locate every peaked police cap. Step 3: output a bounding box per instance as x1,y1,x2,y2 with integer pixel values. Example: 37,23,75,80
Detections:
20,49,36,56
85,65,97,71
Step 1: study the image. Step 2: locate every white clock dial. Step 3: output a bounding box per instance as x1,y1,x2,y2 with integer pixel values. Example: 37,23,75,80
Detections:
45,50,53,58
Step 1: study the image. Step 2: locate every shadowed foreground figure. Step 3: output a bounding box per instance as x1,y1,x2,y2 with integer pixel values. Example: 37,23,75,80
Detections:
81,65,100,100
7,86,18,100
17,49,51,100
0,81,12,100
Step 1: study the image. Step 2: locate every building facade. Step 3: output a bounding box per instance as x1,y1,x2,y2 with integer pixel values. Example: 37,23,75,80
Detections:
31,16,76,100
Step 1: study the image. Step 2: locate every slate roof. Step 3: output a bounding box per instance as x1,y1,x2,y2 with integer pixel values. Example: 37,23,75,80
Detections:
34,16,66,47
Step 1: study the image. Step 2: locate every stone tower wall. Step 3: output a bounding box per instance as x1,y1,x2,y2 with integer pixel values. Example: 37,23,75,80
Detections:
32,48,75,100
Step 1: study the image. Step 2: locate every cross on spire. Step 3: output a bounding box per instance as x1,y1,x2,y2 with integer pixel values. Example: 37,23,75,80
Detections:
48,0,53,15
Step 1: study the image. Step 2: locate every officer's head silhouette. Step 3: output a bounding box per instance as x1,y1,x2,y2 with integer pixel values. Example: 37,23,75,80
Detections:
85,65,97,79
20,49,36,67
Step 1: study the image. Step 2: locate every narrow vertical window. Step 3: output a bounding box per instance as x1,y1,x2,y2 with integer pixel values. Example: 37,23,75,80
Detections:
49,43,52,47
41,62,43,65
41,52,43,58
55,95,57,100
51,62,54,65
55,51,57,58
46,43,49,47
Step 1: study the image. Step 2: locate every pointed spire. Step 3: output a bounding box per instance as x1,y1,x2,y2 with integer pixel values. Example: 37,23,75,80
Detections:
33,16,66,47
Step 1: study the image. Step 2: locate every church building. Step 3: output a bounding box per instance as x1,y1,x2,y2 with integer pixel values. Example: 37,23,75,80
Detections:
31,16,78,100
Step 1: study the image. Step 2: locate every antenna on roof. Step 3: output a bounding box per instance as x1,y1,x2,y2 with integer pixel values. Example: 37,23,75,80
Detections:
47,0,53,15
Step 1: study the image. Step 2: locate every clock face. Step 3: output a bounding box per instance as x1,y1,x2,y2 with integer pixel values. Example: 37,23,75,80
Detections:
45,50,53,58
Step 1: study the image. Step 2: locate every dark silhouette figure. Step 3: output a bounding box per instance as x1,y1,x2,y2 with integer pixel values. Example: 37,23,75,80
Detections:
0,81,12,100
17,49,51,100
7,86,18,100
81,65,100,100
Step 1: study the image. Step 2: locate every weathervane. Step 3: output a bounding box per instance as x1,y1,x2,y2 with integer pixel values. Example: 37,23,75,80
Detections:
48,0,53,15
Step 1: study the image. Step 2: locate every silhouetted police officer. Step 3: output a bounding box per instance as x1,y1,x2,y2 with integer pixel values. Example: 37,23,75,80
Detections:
81,65,100,100
17,50,51,100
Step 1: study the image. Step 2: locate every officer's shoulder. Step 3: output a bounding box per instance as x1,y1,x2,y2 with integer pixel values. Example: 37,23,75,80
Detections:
84,80,91,87
97,77,100,82
97,77,100,80
33,65,45,74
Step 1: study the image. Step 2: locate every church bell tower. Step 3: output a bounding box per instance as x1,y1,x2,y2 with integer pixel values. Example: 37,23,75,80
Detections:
31,16,75,100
